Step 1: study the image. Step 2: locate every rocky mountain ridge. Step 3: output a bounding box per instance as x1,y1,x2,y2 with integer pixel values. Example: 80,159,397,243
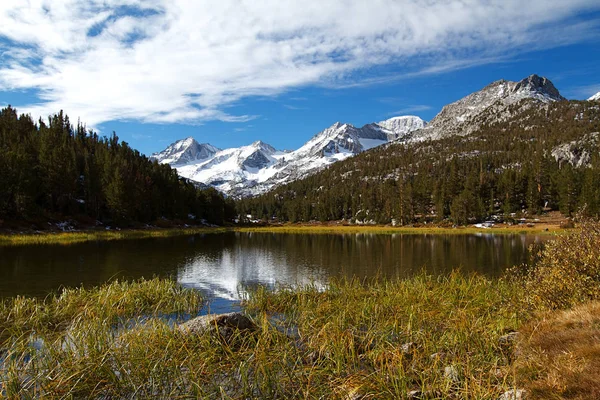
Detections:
408,74,565,142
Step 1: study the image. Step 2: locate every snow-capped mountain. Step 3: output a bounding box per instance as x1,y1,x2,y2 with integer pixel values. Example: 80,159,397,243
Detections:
151,137,219,165
171,140,281,194
151,116,426,196
410,74,564,141
152,74,563,197
589,92,600,101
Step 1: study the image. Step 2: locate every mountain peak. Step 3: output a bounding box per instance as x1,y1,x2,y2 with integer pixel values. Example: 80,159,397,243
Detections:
513,74,564,101
589,92,600,101
150,137,219,165
250,140,276,153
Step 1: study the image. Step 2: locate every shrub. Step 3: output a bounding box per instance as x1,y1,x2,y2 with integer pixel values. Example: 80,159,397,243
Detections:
525,220,600,309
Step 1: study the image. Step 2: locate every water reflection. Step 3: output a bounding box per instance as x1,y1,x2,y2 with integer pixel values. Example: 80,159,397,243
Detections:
0,232,547,305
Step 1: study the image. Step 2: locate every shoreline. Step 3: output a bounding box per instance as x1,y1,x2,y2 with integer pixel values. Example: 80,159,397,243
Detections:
0,221,566,246
236,222,565,236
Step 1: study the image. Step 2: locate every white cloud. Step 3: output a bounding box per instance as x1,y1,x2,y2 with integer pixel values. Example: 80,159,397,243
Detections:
0,0,598,126
386,105,432,116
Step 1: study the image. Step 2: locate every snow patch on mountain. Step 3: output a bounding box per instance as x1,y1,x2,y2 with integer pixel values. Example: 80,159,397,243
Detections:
589,92,600,101
173,140,284,193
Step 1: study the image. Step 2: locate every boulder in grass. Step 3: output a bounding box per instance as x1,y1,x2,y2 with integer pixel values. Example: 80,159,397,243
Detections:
178,312,256,342
498,389,527,400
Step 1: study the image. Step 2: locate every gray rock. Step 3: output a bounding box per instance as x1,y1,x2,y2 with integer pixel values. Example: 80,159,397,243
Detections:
498,389,527,400
499,331,520,346
444,365,460,383
178,312,256,342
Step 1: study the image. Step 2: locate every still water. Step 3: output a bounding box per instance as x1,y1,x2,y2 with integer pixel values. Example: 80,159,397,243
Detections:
0,232,546,311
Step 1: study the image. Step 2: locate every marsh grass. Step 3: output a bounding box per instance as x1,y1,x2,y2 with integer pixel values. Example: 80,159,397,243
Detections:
1,274,531,399
0,278,202,346
244,272,530,399
0,226,228,246
0,278,205,398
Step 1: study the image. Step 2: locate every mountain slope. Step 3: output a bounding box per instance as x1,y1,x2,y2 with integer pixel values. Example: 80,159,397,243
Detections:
409,74,565,142
238,99,600,224
590,92,600,101
152,116,425,196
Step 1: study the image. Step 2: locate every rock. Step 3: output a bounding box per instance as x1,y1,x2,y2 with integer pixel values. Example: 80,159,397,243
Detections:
498,389,527,400
444,365,460,383
178,312,256,342
499,332,520,346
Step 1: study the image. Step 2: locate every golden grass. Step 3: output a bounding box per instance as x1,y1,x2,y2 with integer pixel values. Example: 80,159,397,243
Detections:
236,224,565,236
244,272,530,399
0,226,229,246
515,301,600,400
1,274,529,399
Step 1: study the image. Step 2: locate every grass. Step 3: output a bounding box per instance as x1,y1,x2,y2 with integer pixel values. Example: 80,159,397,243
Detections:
0,278,204,398
0,226,229,246
515,301,600,400
244,272,529,399
1,274,530,399
236,224,564,236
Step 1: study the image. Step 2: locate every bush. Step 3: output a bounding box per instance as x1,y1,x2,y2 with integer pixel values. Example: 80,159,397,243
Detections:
525,221,600,309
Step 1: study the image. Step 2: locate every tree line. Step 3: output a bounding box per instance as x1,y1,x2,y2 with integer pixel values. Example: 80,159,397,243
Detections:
0,106,235,226
237,100,600,224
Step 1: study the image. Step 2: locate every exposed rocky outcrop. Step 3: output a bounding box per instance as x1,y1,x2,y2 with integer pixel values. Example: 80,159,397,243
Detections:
178,312,256,342
410,74,564,142
552,132,599,168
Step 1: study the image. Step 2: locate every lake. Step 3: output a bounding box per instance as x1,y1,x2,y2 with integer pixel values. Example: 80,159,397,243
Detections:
0,232,547,312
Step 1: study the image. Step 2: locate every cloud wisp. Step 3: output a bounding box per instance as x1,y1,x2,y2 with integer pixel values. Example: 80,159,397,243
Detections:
0,0,599,126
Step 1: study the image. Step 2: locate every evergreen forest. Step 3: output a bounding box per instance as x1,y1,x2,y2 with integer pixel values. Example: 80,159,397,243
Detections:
0,106,235,226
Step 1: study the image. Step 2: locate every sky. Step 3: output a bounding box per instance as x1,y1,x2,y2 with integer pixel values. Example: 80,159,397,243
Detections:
1,1,600,156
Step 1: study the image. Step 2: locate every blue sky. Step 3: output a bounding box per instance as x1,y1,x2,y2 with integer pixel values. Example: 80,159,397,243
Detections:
1,1,600,156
